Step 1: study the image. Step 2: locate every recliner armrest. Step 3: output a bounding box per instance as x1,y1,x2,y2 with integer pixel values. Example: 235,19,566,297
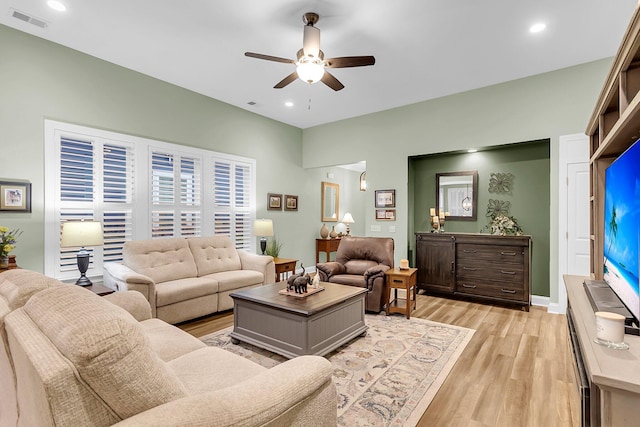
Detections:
315,262,345,281
237,250,275,284
103,262,157,317
112,355,336,427
103,291,152,321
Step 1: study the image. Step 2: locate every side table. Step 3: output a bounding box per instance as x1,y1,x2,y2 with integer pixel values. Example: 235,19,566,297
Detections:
385,267,418,319
316,238,341,263
273,257,297,281
84,283,115,296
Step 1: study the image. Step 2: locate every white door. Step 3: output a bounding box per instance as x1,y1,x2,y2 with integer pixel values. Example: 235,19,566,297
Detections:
557,134,590,314
567,163,591,275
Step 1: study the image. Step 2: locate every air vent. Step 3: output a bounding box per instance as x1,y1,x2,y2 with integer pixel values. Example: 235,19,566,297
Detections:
247,101,257,106
11,9,48,29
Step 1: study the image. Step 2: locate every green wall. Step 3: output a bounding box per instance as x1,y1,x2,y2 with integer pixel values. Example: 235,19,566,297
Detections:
409,140,550,296
303,58,611,305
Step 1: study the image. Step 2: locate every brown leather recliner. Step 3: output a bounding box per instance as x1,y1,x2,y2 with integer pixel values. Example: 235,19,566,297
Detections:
316,237,394,312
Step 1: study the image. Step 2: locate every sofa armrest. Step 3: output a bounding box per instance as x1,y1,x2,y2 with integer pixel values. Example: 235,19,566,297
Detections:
112,355,336,427
315,262,345,281
237,251,275,284
103,262,157,317
102,291,152,321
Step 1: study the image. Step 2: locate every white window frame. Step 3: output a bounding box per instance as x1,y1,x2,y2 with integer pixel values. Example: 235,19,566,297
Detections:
44,120,256,280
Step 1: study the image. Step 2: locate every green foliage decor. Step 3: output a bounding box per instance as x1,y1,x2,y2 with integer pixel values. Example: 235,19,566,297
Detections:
265,237,283,258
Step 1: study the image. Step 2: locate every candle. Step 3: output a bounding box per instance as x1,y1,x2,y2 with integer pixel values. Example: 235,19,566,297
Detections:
430,208,436,217
432,215,439,223
439,210,445,219
445,212,450,217
400,259,409,269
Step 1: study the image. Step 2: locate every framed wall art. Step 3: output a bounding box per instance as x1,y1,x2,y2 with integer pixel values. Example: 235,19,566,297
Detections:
0,181,31,212
267,193,282,210
284,194,298,211
375,189,395,208
376,209,396,221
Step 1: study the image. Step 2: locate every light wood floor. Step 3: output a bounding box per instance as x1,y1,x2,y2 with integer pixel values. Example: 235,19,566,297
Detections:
178,293,580,427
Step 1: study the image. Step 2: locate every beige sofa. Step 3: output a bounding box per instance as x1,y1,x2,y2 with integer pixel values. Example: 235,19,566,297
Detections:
103,236,275,324
1,269,336,427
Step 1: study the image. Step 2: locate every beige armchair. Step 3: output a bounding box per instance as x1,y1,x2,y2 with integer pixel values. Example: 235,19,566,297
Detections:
316,237,394,312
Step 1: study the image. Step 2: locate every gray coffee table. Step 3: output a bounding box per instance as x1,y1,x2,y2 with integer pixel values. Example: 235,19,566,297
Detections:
229,282,368,359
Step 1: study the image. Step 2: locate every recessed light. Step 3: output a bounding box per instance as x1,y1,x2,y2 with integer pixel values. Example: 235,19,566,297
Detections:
47,1,66,11
530,23,546,33
467,149,478,153
285,101,294,108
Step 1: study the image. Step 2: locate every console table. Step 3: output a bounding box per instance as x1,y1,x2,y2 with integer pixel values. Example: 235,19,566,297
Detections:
315,238,340,263
564,274,640,426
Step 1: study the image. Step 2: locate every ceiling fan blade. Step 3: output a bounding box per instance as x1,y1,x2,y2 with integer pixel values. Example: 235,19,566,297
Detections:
244,52,295,64
321,71,344,91
325,56,376,68
274,71,299,89
303,25,320,58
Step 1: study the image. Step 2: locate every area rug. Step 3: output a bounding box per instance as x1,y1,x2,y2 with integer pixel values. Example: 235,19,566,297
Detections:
201,314,474,426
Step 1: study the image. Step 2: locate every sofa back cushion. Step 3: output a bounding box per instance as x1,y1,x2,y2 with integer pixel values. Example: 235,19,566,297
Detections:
336,237,395,275
22,285,187,419
0,269,62,310
123,237,198,283
188,236,242,276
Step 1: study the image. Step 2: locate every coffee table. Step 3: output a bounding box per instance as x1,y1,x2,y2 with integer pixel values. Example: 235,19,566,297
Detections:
229,282,368,359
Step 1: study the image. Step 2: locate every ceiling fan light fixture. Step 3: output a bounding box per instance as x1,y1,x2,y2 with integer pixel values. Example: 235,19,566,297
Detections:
296,60,325,84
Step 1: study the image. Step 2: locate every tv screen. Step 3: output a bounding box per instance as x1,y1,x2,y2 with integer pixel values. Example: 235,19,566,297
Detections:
603,138,640,324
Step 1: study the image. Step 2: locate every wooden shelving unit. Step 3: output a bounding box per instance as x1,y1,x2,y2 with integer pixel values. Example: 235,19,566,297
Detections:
587,3,640,279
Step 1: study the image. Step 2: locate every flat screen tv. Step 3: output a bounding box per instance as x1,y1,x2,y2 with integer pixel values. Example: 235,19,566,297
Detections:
603,138,640,325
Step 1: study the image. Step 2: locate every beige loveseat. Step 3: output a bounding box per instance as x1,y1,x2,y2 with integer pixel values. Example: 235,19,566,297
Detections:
103,236,275,324
1,269,336,427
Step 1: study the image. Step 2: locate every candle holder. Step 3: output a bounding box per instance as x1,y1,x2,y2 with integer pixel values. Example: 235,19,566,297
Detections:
439,217,445,233
430,215,439,232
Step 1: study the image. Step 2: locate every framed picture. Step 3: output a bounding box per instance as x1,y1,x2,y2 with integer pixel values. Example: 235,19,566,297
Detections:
375,189,395,208
267,193,282,210
284,194,298,211
376,209,396,221
0,181,31,212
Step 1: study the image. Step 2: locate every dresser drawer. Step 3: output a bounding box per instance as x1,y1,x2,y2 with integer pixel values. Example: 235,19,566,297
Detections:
456,279,525,302
457,243,524,265
457,259,524,283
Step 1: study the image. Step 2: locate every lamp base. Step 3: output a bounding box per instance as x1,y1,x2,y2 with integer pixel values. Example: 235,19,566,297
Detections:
75,250,93,287
260,237,267,255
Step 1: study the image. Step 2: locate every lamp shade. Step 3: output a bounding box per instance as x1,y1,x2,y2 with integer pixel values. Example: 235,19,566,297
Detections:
296,61,325,84
60,221,104,247
253,219,274,237
341,213,355,224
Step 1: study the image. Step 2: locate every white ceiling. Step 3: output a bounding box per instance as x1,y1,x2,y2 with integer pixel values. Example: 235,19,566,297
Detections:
1,0,637,129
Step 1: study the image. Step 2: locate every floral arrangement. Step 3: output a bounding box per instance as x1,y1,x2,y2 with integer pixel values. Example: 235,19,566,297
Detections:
482,214,523,236
0,227,22,258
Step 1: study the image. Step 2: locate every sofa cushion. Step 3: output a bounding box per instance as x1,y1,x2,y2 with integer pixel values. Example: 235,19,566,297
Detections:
155,277,219,307
167,347,266,394
140,318,206,362
188,236,242,276
22,286,187,419
124,237,198,284
201,270,264,293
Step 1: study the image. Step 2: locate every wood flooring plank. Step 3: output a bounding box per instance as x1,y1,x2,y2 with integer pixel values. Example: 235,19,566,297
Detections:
179,294,578,427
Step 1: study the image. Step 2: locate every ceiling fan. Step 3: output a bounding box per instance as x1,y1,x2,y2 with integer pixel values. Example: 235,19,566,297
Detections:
244,12,375,91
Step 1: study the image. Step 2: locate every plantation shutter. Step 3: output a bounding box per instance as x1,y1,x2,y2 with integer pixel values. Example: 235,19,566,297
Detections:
213,159,253,249
151,149,202,238
57,136,134,276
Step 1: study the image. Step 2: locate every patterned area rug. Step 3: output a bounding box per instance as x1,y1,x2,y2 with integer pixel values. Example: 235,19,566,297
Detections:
201,314,474,426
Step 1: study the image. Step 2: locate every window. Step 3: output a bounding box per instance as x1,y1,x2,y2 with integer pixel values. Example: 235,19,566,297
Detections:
45,120,256,280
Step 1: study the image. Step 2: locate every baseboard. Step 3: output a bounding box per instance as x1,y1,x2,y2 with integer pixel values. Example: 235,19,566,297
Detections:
531,295,550,308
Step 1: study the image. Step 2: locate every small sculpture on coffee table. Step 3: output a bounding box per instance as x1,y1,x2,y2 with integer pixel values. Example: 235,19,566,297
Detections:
287,263,311,294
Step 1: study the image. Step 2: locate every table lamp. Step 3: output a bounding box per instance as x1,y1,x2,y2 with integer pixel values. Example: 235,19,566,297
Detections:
60,220,103,286
341,212,354,236
253,219,273,255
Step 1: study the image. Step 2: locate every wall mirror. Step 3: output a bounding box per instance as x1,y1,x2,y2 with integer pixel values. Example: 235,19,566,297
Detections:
436,171,478,221
321,181,340,222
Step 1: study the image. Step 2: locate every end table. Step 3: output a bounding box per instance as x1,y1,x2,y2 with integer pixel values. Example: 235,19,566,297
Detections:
273,257,297,282
385,267,418,319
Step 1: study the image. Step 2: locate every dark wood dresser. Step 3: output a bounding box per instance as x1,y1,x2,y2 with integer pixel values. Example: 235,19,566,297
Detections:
415,232,531,310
